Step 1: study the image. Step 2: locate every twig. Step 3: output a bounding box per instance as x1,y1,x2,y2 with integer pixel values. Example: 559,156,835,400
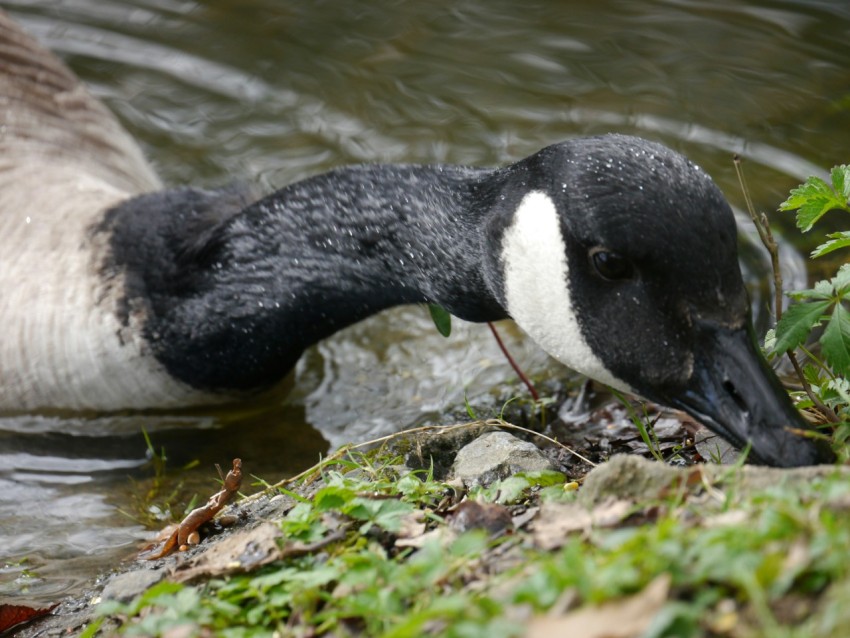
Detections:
487,321,540,402
787,353,840,424
734,156,784,321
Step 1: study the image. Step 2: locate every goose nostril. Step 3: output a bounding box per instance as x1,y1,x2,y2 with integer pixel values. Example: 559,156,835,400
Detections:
723,379,749,415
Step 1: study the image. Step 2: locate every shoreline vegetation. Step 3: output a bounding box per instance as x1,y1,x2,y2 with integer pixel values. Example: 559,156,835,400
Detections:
10,419,850,638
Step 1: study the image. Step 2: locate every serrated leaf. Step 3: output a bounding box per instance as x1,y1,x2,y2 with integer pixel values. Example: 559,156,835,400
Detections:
825,377,850,406
821,303,850,378
427,303,452,338
797,196,843,232
779,176,832,210
773,300,832,353
779,175,847,232
788,280,833,300
830,164,850,204
811,231,850,258
834,263,850,297
817,278,837,296
763,327,776,354
314,485,354,511
802,363,823,388
346,497,414,532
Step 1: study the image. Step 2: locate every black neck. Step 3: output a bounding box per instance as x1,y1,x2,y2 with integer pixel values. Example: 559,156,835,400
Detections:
101,164,510,393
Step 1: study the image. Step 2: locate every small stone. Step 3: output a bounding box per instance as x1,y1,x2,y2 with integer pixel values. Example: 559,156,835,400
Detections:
100,569,166,603
451,431,554,488
578,455,679,506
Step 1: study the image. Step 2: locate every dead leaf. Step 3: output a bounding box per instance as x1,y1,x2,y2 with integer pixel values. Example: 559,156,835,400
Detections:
532,498,632,550
174,523,349,582
782,540,811,576
703,509,748,528
395,527,454,549
450,500,513,535
173,522,284,582
396,510,427,540
511,506,539,530
525,573,671,638
592,498,633,526
0,602,57,633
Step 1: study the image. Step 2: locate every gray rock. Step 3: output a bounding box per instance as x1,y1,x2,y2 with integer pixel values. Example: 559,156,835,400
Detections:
579,455,680,506
578,453,850,507
100,568,166,603
713,463,850,493
451,431,554,488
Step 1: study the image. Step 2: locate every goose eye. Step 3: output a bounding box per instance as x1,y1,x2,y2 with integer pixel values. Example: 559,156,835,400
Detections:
589,248,633,281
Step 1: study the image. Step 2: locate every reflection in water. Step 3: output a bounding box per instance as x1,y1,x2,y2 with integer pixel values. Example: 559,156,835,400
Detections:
1,0,849,605
300,309,557,447
0,406,328,603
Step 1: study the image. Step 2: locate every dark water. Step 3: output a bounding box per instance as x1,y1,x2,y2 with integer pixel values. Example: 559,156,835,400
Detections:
1,0,849,605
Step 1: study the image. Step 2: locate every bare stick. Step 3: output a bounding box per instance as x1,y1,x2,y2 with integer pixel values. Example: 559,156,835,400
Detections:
733,156,784,321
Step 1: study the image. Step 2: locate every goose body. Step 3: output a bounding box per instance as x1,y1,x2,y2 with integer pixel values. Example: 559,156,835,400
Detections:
0,12,833,467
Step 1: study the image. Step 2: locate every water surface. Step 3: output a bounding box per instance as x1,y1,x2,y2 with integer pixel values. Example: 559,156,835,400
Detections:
1,0,849,605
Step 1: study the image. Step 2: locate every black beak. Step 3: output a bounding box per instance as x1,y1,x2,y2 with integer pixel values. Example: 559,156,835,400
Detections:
662,322,834,467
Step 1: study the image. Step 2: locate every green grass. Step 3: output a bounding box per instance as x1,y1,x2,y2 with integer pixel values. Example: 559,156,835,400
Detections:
89,443,850,638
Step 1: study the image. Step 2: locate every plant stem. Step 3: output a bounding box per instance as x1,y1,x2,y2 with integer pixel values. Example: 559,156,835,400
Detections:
788,352,840,423
487,321,539,402
734,156,784,321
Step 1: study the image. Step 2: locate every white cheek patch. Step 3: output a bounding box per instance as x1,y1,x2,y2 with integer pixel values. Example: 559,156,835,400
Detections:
501,191,632,392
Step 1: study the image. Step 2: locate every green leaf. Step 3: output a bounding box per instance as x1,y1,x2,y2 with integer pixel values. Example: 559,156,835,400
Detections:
427,303,452,338
788,279,833,301
472,471,566,505
811,231,850,258
821,303,850,378
773,300,832,353
830,164,850,204
802,363,823,388
346,497,414,532
834,263,850,298
824,377,850,408
314,485,355,511
77,617,104,638
464,392,478,420
763,327,776,355
778,176,831,211
779,175,847,232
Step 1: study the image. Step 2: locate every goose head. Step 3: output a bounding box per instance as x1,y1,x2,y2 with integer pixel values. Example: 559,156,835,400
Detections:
485,134,832,467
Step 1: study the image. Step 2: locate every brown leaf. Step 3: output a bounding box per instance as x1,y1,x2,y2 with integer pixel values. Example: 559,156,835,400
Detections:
395,510,427,540
395,527,453,549
703,509,748,528
525,573,671,638
449,500,513,535
173,522,284,582
0,602,57,633
532,498,632,550
173,523,349,583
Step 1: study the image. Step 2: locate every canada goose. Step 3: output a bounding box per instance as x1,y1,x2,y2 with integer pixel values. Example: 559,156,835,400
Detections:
0,11,832,467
